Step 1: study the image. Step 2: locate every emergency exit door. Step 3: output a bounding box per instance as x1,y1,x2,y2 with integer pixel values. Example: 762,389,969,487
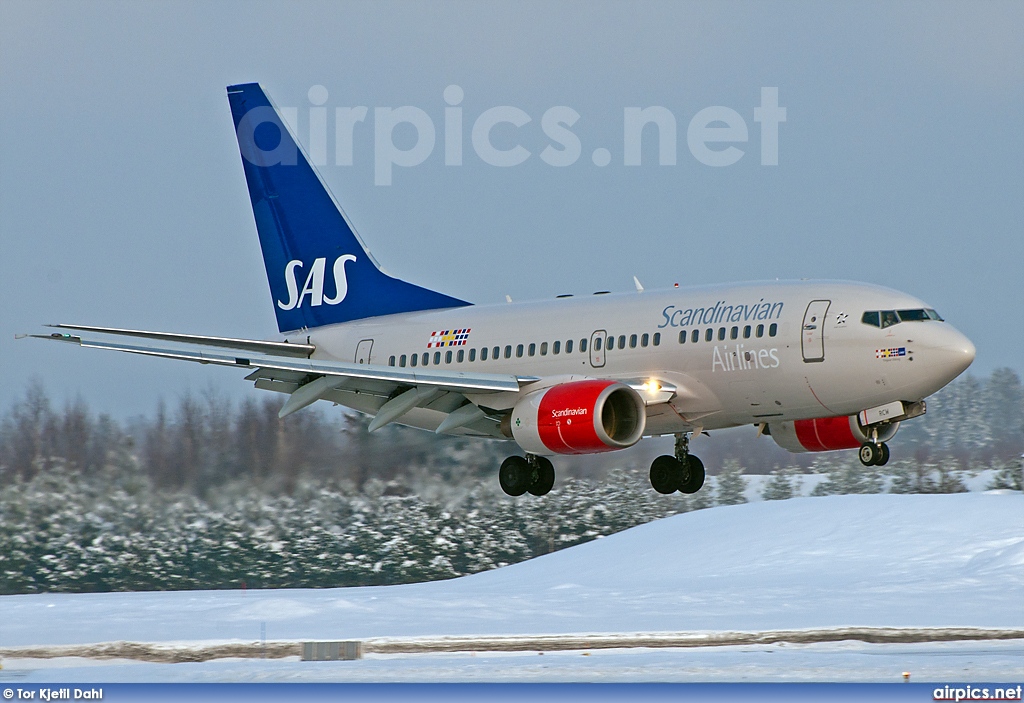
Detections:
589,330,607,368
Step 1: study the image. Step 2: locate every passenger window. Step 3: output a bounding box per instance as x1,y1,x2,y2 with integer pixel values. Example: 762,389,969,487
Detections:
718,328,726,341
692,329,699,343
607,336,614,350
653,332,661,346
443,350,450,363
411,354,418,367
756,324,764,338
422,352,429,366
516,344,524,358
861,311,881,328
469,348,477,362
743,325,751,339
705,328,714,342
389,355,396,366
730,326,738,340
618,335,626,349
553,341,561,354
881,310,899,328
400,354,407,367
630,334,638,348
434,352,442,365
540,342,548,355
641,333,649,347
480,347,487,361
566,339,574,353
595,337,603,351
769,323,778,337
505,345,512,359
493,346,500,360
579,338,586,352
528,343,536,356
456,349,464,363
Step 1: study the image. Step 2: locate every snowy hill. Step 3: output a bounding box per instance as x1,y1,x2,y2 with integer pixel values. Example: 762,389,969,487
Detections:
2,492,1021,649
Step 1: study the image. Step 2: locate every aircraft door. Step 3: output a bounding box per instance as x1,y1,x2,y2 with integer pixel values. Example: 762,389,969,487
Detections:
355,339,373,364
801,300,830,363
589,330,606,368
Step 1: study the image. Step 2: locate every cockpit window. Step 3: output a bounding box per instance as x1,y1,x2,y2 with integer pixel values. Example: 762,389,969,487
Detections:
897,309,930,322
862,308,944,328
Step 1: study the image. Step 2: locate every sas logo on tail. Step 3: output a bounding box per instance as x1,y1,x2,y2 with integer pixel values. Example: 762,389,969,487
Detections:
277,255,357,310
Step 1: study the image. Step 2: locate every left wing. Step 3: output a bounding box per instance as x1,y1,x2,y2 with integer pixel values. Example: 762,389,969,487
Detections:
25,326,524,437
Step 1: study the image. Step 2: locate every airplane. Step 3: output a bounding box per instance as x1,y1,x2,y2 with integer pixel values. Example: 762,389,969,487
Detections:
26,83,976,497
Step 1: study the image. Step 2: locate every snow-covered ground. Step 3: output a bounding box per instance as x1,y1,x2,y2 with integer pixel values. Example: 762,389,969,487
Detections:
1,492,1021,682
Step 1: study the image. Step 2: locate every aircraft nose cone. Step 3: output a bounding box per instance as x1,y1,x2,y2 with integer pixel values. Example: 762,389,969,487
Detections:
937,328,975,379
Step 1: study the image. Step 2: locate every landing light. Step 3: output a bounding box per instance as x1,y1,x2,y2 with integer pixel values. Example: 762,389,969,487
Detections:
642,381,662,393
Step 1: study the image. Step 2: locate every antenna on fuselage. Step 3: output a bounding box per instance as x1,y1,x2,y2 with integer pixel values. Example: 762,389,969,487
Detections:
633,276,644,293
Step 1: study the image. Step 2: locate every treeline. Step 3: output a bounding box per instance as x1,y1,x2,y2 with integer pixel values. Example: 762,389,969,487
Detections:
0,368,1021,495
1,456,1018,595
0,382,506,497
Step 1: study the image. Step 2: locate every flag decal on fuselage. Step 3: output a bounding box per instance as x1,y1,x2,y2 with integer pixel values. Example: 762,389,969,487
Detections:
427,329,471,348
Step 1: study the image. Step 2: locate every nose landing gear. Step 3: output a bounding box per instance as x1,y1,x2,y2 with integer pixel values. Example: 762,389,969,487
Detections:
650,433,706,494
859,442,890,466
499,454,555,496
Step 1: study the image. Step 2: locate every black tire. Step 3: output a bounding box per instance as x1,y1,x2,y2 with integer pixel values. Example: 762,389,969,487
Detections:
528,456,555,496
499,456,530,496
875,442,890,466
650,455,682,494
858,443,879,466
679,455,706,494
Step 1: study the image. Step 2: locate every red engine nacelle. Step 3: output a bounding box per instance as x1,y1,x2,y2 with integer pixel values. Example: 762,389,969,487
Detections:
768,415,899,453
507,379,646,455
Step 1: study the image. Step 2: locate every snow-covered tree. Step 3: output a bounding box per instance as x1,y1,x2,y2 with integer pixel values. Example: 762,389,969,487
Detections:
987,455,1023,491
811,455,884,496
761,467,796,501
715,460,748,505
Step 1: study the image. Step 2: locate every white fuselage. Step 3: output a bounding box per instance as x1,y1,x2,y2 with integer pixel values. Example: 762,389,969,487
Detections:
294,279,975,438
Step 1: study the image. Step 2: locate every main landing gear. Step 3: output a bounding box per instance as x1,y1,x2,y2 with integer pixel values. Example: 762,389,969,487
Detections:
650,433,706,495
859,442,890,467
499,454,556,497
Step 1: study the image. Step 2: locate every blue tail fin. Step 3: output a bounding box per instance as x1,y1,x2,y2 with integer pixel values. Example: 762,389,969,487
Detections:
226,83,470,333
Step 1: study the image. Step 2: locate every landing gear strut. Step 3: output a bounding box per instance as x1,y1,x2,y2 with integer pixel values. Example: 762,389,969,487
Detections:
859,442,890,467
499,454,555,497
650,433,706,494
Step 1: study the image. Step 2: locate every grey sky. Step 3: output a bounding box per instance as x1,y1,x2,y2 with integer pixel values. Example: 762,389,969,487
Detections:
1,0,1021,418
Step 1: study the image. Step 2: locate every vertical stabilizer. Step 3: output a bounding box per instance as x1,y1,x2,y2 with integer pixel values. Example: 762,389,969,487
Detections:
226,83,470,333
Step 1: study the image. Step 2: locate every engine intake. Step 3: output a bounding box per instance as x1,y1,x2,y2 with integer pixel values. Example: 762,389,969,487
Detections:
768,415,899,453
509,380,646,455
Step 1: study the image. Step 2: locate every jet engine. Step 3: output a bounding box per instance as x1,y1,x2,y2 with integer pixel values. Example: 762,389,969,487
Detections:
767,415,899,453
505,379,646,455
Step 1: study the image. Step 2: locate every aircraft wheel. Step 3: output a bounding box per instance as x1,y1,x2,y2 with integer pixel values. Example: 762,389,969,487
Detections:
679,455,706,494
650,455,682,494
499,456,531,496
875,442,890,466
859,443,881,466
528,456,556,496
